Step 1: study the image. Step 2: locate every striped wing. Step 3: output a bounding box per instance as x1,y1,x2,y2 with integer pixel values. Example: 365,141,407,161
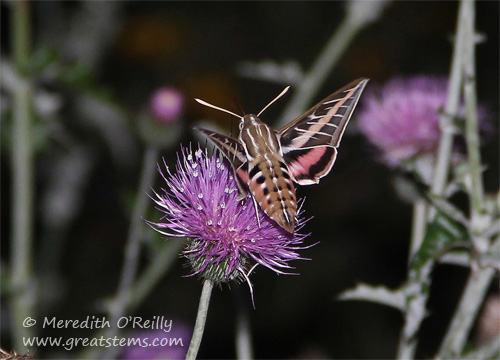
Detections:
278,78,368,185
194,127,249,197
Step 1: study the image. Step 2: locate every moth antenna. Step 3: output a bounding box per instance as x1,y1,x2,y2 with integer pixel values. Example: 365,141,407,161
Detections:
234,99,245,116
195,98,241,119
257,86,290,117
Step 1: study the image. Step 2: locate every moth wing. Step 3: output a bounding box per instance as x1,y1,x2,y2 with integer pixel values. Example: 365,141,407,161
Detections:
195,127,249,197
278,78,368,185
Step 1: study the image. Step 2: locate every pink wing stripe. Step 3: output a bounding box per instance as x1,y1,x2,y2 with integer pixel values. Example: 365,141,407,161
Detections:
236,168,249,185
288,147,336,185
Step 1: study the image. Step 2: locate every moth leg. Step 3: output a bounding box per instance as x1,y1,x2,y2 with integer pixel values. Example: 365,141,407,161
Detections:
251,195,261,228
233,163,249,201
236,190,247,201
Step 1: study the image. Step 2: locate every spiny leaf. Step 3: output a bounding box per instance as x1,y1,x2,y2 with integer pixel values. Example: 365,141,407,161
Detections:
338,284,405,311
411,211,469,273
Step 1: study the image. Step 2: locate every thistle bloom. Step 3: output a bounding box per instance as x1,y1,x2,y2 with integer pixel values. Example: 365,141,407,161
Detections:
358,76,490,167
149,145,309,287
149,87,184,124
122,325,191,360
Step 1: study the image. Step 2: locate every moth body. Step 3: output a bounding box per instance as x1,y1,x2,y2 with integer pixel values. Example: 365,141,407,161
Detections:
238,115,297,232
194,78,369,233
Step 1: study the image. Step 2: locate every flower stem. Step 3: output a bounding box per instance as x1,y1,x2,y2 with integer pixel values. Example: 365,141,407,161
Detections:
435,0,497,357
102,146,159,358
396,1,472,358
438,238,498,357
235,288,254,360
186,280,214,360
461,0,486,251
429,0,469,201
276,1,387,128
436,2,496,352
112,146,159,308
78,240,183,359
409,198,428,261
10,0,36,350
396,198,429,359
128,240,185,311
277,17,358,126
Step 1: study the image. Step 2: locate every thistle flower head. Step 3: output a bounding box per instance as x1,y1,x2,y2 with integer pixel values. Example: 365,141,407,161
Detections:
148,145,310,287
358,76,490,167
122,325,191,359
149,87,184,124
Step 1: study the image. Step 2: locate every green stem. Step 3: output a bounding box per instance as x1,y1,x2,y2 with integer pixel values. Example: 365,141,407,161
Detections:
397,1,472,358
397,336,417,360
101,146,159,358
235,288,254,360
461,0,486,251
396,260,434,360
276,14,363,127
114,146,159,304
79,240,184,359
437,1,497,356
396,198,429,359
463,57,483,214
409,198,428,261
186,280,214,360
128,240,185,311
429,0,469,202
437,240,498,357
10,0,35,350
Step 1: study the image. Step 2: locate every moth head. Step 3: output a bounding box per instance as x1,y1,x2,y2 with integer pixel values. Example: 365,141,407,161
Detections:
194,85,290,129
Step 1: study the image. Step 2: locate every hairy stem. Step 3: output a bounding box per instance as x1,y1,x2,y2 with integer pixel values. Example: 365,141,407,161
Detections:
186,280,214,360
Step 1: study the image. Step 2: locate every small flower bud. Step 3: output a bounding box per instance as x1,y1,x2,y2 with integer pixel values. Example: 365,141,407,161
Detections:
149,87,184,124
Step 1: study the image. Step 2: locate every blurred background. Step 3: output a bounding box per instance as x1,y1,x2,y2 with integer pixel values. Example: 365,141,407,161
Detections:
1,1,498,359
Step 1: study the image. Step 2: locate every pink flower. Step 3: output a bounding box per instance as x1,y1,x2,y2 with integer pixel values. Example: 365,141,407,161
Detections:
358,76,491,167
122,325,191,360
148,145,310,285
149,87,184,124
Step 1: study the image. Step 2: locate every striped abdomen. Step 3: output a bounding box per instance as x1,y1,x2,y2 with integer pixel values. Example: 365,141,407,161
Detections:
248,154,297,233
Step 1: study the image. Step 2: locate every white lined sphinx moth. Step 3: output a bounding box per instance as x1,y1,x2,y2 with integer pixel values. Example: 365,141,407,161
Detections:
195,78,369,233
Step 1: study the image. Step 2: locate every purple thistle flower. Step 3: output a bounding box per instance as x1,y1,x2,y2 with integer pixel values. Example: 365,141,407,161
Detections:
148,145,310,287
358,76,491,167
122,325,191,360
149,87,184,124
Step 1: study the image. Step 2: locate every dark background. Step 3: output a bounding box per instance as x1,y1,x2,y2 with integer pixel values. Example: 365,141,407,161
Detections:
1,1,498,359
